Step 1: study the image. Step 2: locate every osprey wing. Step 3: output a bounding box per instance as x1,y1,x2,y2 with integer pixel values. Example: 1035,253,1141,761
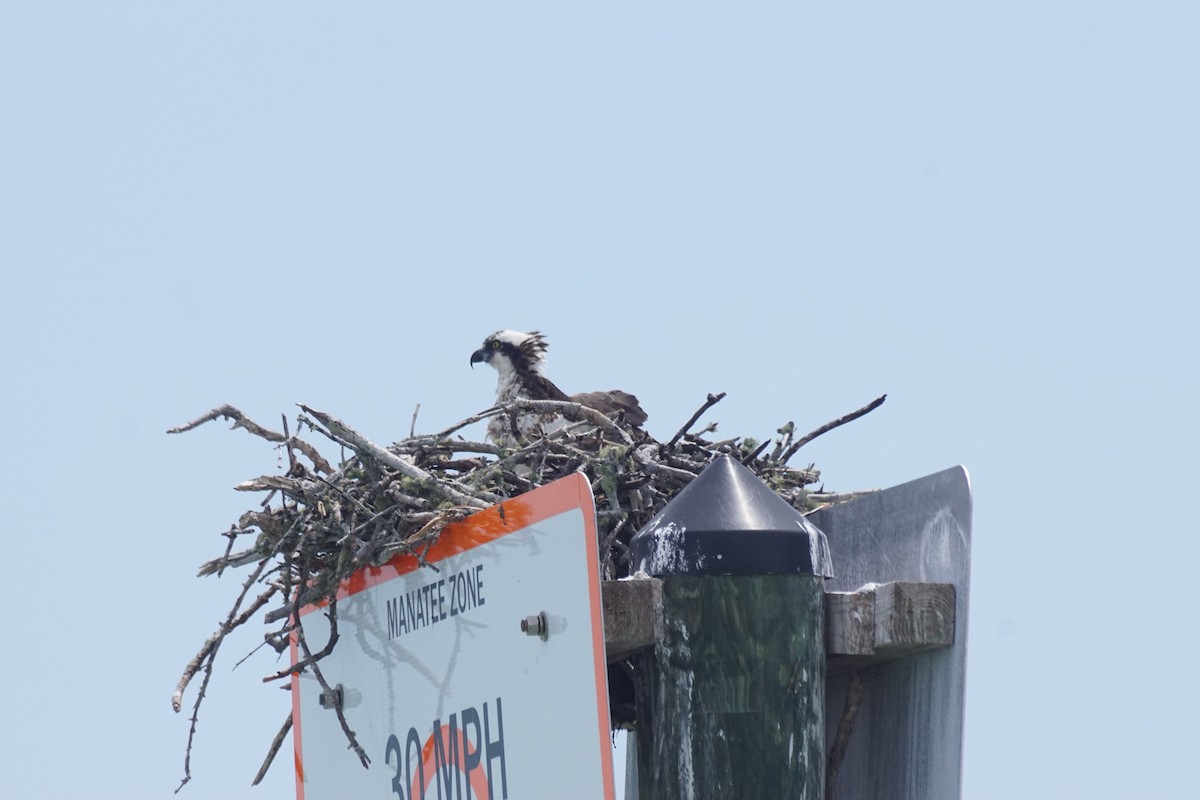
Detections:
523,372,570,402
570,390,648,428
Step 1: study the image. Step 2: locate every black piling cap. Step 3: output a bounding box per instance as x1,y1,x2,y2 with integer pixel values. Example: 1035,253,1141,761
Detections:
629,454,834,578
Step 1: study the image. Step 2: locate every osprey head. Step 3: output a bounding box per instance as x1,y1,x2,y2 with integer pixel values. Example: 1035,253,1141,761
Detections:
469,330,550,376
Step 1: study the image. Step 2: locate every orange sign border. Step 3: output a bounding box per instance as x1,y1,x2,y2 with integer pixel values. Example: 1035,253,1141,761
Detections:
290,472,615,800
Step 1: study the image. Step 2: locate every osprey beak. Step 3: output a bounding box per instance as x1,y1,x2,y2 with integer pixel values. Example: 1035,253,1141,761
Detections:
469,348,487,368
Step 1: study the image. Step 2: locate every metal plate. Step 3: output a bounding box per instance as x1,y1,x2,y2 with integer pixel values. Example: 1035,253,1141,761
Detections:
809,465,973,800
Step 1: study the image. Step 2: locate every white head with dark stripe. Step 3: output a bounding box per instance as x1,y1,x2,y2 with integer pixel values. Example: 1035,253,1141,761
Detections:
470,330,564,404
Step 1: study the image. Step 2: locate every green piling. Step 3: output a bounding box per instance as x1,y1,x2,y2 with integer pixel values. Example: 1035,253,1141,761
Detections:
629,455,833,799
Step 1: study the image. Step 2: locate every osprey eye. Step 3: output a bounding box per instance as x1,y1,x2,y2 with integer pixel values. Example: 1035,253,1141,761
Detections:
491,341,501,350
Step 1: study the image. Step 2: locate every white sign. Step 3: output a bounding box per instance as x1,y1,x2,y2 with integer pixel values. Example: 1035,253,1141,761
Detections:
291,473,615,800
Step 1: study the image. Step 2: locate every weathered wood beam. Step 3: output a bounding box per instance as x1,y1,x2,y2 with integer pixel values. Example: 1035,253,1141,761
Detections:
602,579,956,669
602,578,663,663
826,581,956,672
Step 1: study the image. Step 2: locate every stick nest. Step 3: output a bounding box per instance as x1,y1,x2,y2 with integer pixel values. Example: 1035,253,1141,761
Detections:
168,392,885,789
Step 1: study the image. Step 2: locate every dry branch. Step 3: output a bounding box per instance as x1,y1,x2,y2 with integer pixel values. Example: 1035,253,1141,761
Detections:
826,669,867,800
664,391,726,449
168,404,333,474
252,714,292,787
299,405,490,509
781,394,887,464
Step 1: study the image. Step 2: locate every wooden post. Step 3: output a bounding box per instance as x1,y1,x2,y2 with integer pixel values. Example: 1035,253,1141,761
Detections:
628,455,834,799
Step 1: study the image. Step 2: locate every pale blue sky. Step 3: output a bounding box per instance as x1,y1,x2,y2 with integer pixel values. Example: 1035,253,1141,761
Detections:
2,2,1197,798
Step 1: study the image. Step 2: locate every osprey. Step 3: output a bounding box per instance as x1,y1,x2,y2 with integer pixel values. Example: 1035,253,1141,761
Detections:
470,330,648,447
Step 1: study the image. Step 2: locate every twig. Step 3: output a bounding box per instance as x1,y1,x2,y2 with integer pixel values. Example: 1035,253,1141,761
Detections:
781,394,887,464
805,489,880,508
741,438,771,465
294,602,371,767
299,405,489,510
281,414,295,471
826,669,866,800
172,560,273,713
401,439,503,457
235,475,321,494
216,525,239,578
428,405,506,440
168,404,276,437
770,422,795,462
648,462,701,485
665,392,726,450
174,558,272,791
409,403,420,438
174,638,216,793
263,602,339,683
252,713,293,786
168,404,334,474
198,547,269,577
510,399,635,445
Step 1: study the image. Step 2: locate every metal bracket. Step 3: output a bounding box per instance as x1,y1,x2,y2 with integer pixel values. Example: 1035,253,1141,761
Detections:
318,683,344,710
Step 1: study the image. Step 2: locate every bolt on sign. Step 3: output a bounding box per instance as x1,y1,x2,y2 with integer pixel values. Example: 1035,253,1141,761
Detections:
291,473,615,800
